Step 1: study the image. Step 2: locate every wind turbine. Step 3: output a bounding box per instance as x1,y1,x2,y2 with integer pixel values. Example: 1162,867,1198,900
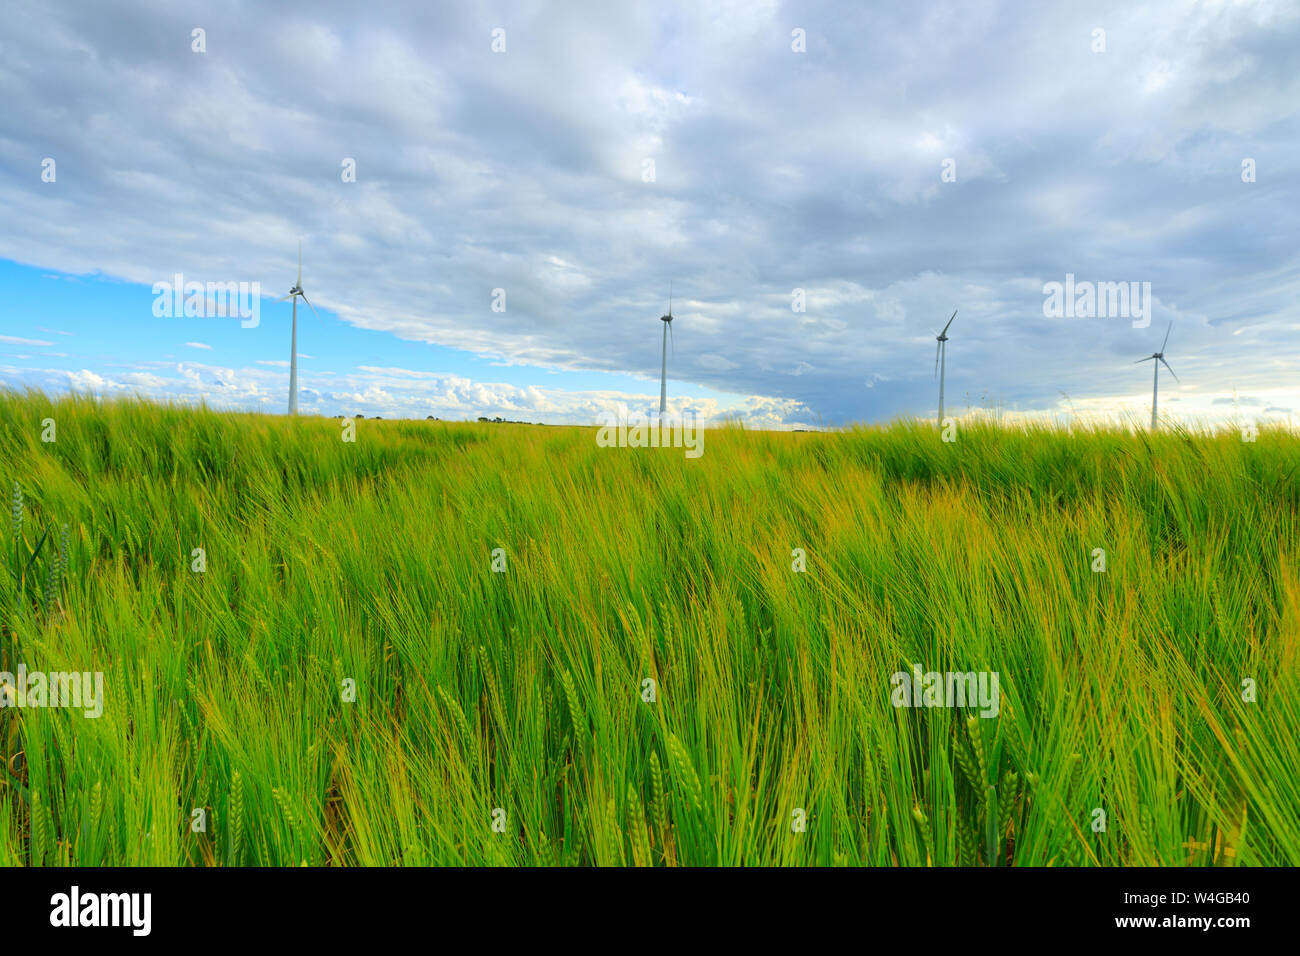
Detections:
658,282,674,415
934,309,957,426
1136,321,1178,429
278,240,320,415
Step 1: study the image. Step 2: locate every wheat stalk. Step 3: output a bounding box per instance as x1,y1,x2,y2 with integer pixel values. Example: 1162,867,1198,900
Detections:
666,734,704,812
627,784,652,867
230,770,245,865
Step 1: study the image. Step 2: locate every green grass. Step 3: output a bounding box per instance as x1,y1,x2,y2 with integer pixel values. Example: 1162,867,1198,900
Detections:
1,388,1297,866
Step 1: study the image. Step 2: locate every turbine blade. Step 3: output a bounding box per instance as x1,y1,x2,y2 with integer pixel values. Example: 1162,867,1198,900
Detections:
668,279,673,317
1160,357,1179,382
669,319,674,356
277,293,294,302
1135,356,1154,363
1161,320,1172,353
940,309,957,336
935,340,941,377
297,240,303,287
299,292,322,324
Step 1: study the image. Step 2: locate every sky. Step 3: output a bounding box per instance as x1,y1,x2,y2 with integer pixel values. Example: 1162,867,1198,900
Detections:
1,0,1297,428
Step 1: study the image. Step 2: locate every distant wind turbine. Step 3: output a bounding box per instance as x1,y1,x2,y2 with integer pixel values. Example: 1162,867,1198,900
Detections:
658,283,674,415
278,240,320,415
1136,321,1178,429
934,309,957,426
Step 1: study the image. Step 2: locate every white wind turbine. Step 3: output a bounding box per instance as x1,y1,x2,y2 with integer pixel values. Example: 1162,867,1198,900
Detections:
658,283,674,415
278,240,320,415
1136,320,1178,429
934,309,957,426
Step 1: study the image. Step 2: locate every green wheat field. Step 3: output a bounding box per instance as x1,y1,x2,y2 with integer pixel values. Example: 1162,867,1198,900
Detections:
1,389,1297,866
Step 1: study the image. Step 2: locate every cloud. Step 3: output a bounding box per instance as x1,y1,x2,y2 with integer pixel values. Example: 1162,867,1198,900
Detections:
0,1,1297,425
184,341,213,350
6,360,816,427
66,369,111,391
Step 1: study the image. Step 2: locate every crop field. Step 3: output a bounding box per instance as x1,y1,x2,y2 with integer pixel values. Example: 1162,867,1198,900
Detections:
0,389,1297,866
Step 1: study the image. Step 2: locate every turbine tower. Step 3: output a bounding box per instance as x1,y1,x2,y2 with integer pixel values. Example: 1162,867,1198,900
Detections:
658,283,674,415
278,240,320,415
934,309,957,426
1136,321,1178,429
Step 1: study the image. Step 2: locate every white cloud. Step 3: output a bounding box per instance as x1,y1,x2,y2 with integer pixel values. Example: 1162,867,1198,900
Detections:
66,369,111,391
4,359,818,427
